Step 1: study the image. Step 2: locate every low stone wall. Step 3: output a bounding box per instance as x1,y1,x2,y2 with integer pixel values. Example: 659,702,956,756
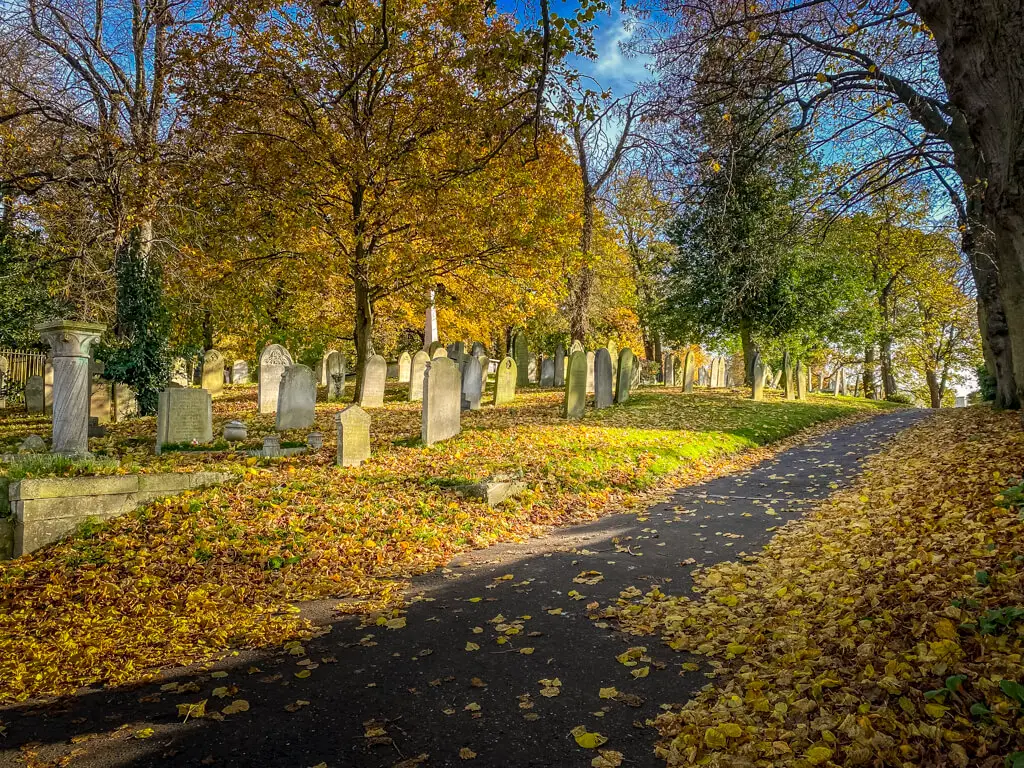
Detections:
0,471,231,560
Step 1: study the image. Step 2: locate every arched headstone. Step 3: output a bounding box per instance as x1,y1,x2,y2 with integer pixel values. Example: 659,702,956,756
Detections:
752,353,765,401
683,350,696,393
569,340,584,355
319,350,338,386
202,349,225,396
397,351,412,383
408,350,430,402
615,349,635,404
494,357,517,405
796,360,808,400
359,354,387,408
461,355,483,411
258,344,293,414
335,405,371,467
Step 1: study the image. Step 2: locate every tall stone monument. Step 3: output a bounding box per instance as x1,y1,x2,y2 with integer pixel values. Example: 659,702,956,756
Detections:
422,357,461,445
796,360,808,400
258,343,293,414
319,350,338,386
782,350,795,401
586,351,595,394
424,289,439,352
37,320,106,455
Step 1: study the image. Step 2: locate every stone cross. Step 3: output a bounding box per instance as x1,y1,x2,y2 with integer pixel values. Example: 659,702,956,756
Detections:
563,351,587,419
258,343,293,414
594,348,614,408
359,355,387,408
36,320,106,455
276,364,317,431
408,350,429,401
494,357,517,405
335,404,371,467
422,357,461,445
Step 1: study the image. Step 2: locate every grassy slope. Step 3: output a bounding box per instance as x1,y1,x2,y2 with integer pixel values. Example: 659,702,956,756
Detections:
0,387,895,702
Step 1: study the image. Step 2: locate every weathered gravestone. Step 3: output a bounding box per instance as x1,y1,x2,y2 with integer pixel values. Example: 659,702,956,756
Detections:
569,340,584,355
529,356,539,385
259,344,293,414
408,350,430,401
553,344,566,387
708,357,719,388
202,349,225,396
752,353,766,401
397,351,412,383
477,354,489,396
422,357,461,445
594,348,614,408
276,364,317,431
461,355,483,411
26,375,44,414
112,383,138,422
615,349,635,404
447,341,466,369
770,369,782,389
608,340,619,381
683,350,696,393
494,357,517,405
335,404,371,467
782,350,795,401
90,368,113,425
796,360,808,400
170,357,189,387
231,360,250,384
663,354,676,386
319,351,338,386
470,342,488,358
513,332,530,387
359,354,387,408
540,357,554,387
431,346,448,359
586,351,595,394
326,351,346,401
563,351,587,420
156,388,212,454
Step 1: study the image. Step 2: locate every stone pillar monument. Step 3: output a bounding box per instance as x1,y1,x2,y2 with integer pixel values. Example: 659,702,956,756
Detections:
36,320,106,455
424,289,439,351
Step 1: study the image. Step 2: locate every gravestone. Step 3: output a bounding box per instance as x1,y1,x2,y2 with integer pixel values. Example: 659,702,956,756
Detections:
770,369,782,389
156,388,212,454
335,405,371,467
258,344,293,414
461,355,483,411
663,354,676,386
422,357,461,445
44,362,53,414
202,349,225,396
424,290,439,351
782,350,795,401
112,383,138,422
494,357,517,405
594,348,614,408
477,354,489,396
387,362,399,379
327,351,346,401
428,341,444,357
90,369,113,425
586,351,595,394
708,358,719,388
796,360,808,400
276,364,317,431
231,360,250,384
397,351,412,383
319,351,338,386
470,342,488,358
512,332,530,387
447,341,466,368
408,350,430,401
26,375,44,414
359,354,387,408
615,349,635,404
683,350,696,393
431,346,448,359
752,353,765,401
553,344,566,387
563,351,587,420
607,340,618,380
540,357,554,387
569,340,584,355
528,356,538,384
171,357,189,387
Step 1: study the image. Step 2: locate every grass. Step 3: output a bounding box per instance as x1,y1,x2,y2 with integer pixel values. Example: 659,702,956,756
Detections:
0,385,898,702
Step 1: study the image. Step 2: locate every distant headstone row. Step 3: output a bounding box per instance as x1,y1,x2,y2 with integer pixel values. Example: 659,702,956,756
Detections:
563,344,637,419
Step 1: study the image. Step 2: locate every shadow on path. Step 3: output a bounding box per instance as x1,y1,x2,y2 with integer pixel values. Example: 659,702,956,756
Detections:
0,409,929,768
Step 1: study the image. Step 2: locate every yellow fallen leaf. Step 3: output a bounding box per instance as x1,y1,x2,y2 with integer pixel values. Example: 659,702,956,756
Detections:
571,726,608,749
520,647,534,655
386,617,407,630
222,699,250,715
465,642,480,651
134,728,155,739
295,669,311,678
631,666,649,679
599,687,618,699
177,700,207,721
459,747,477,759
592,750,623,768
804,746,833,765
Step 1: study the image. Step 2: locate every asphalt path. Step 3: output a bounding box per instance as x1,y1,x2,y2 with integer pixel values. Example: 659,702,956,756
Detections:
0,408,929,768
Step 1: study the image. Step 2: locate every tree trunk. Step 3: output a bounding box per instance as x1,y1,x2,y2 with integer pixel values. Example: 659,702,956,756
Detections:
353,275,374,402
202,310,214,351
878,336,896,398
739,317,755,385
862,346,876,398
926,369,942,408
652,332,663,375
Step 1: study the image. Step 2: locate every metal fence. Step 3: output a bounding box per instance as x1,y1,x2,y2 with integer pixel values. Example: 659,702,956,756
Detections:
0,348,47,404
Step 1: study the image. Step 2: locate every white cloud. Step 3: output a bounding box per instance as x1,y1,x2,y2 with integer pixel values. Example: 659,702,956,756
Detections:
574,7,654,93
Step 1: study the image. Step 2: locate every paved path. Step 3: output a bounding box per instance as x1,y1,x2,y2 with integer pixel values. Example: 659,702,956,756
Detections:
1,409,928,768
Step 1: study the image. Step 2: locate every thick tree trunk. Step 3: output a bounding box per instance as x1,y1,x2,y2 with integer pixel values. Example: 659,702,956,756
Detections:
739,317,755,385
353,276,374,402
862,346,876,398
652,332,663,374
878,336,896,398
926,369,942,408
